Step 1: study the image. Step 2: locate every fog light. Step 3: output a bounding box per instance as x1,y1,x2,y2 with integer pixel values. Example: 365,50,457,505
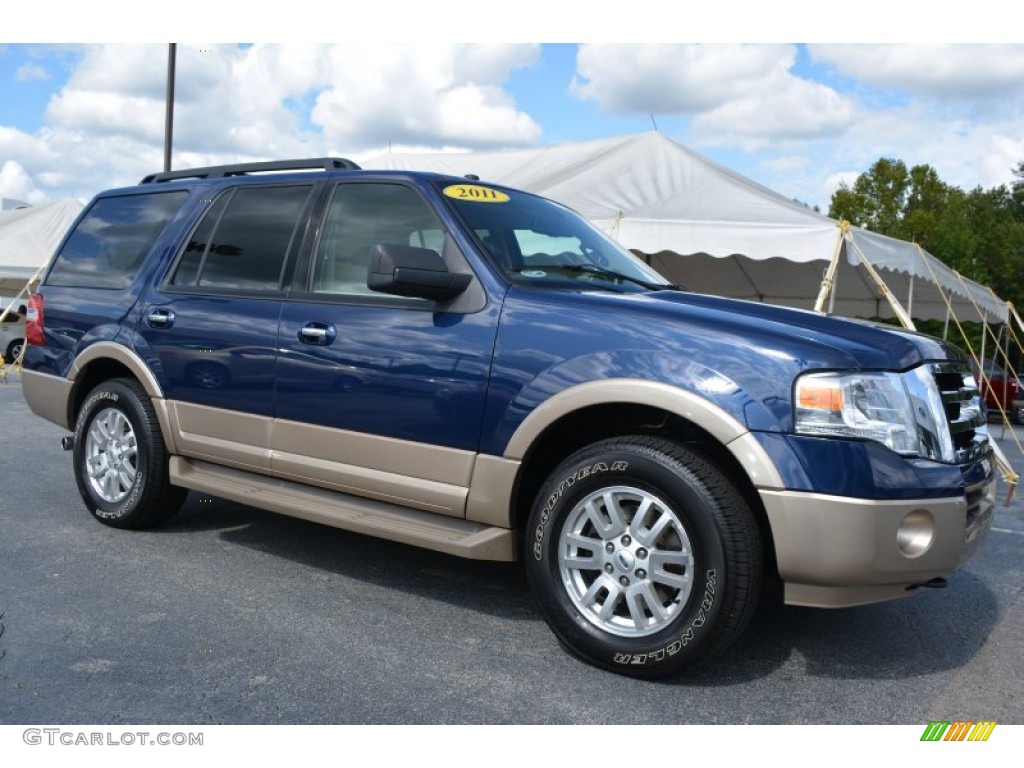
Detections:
897,510,934,558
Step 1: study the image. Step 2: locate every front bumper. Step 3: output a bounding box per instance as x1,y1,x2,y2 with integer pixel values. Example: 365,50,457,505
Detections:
760,475,995,608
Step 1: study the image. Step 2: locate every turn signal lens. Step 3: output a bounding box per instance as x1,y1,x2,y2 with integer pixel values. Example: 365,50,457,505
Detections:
797,385,844,411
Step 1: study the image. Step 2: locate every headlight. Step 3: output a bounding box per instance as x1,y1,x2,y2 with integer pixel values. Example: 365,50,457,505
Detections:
794,368,953,461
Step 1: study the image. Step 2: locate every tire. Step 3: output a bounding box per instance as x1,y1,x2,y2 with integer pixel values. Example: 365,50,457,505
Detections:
5,339,23,364
1015,404,1024,425
72,378,186,529
526,436,762,679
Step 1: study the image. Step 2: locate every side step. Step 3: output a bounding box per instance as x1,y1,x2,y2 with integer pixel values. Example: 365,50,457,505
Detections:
169,456,517,562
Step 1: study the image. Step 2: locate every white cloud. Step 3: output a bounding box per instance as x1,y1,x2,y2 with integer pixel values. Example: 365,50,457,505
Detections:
809,44,1024,99
14,63,49,81
823,171,861,199
2,43,543,201
311,44,542,150
0,160,48,204
693,77,854,146
572,44,855,143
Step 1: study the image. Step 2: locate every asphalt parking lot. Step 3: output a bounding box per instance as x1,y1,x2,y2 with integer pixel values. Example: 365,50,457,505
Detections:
1,372,1021,725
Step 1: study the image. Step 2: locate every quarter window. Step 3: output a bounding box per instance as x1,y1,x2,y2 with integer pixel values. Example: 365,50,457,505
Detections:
47,192,187,289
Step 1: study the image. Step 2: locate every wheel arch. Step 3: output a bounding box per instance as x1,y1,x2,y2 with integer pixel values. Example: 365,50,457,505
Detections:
495,380,783,575
66,342,176,453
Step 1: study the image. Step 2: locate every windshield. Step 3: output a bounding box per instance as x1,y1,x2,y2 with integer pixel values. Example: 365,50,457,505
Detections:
437,181,671,292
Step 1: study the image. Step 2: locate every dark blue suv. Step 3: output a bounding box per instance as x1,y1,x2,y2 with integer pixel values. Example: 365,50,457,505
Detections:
21,158,995,678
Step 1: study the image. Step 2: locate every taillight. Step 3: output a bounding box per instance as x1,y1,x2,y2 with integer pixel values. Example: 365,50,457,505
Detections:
26,293,44,345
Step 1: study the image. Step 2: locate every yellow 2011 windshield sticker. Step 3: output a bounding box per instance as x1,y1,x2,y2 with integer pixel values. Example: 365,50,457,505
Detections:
443,184,510,203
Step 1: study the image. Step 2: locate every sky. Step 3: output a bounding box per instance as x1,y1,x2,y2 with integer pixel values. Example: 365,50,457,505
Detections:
2,4,1023,212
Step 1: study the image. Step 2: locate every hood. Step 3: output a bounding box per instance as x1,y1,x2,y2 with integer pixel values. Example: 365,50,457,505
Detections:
615,289,962,370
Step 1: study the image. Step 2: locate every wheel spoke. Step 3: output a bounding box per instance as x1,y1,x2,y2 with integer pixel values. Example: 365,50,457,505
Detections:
562,532,602,571
636,511,672,547
628,496,654,538
625,588,649,630
88,422,107,445
103,470,119,498
602,491,628,537
597,582,623,621
650,550,692,590
638,582,670,622
87,456,107,478
580,575,612,609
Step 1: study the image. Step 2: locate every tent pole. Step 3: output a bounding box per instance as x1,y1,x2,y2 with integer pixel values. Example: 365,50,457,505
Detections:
906,273,914,319
943,303,950,340
814,220,849,314
979,320,987,380
828,266,838,314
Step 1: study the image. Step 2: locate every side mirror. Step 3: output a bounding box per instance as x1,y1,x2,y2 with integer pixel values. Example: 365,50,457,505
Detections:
367,243,472,302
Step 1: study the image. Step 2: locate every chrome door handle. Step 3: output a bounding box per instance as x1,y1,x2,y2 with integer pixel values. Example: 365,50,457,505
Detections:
298,322,336,345
146,308,175,328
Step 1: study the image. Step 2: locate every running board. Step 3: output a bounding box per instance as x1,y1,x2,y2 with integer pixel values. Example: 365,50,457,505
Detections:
169,456,517,561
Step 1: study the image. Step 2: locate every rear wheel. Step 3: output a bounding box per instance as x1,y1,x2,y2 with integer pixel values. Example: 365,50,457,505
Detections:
72,378,186,528
5,339,23,364
526,436,762,678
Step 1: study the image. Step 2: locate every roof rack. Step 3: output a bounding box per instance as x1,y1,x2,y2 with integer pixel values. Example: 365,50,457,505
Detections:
140,157,362,184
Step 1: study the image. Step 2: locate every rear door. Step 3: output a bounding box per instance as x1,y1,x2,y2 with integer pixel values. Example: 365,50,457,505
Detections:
136,182,316,472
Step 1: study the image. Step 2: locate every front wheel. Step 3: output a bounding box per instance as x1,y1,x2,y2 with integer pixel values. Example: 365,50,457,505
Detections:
526,436,762,678
72,378,186,529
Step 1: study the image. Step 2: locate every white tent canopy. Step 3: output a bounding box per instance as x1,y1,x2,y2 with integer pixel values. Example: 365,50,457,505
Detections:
0,199,83,296
364,132,1006,323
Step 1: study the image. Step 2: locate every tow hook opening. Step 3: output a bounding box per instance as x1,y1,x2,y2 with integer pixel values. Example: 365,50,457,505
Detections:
61,435,74,451
906,577,948,592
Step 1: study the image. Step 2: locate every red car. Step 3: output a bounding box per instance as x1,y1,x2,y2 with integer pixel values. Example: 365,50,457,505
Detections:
973,358,1023,423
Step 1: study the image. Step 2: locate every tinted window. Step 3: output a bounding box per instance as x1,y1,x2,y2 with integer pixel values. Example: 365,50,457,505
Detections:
171,195,229,287
48,192,187,289
312,183,442,295
172,185,312,291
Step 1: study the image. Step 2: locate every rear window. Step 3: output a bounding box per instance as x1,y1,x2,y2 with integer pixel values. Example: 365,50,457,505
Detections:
47,192,187,289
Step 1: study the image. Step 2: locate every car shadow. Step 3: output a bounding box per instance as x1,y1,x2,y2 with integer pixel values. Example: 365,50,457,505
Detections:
663,570,1000,686
162,492,535,623
163,493,1003,683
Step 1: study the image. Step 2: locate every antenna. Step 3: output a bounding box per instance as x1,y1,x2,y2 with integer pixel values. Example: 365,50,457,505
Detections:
650,115,659,132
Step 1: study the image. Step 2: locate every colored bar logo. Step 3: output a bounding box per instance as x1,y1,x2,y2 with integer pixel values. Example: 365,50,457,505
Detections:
921,721,997,741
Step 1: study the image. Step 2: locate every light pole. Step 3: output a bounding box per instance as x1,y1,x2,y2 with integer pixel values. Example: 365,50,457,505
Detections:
164,43,176,173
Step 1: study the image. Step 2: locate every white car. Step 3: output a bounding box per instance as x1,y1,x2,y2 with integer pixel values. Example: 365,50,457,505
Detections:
0,304,26,364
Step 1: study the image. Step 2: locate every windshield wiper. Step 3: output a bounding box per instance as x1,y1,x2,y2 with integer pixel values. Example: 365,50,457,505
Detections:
512,264,682,292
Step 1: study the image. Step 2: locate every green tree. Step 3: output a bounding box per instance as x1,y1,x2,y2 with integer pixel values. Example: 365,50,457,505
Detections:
828,157,1024,314
828,158,910,234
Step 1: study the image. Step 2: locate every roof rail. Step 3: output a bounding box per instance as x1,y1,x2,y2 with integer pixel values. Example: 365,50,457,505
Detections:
140,157,362,184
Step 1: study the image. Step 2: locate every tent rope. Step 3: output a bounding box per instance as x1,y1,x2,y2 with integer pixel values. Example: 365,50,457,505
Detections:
846,230,916,330
914,245,1021,499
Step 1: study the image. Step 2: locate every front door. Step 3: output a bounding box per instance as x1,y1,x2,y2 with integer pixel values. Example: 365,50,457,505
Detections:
274,181,500,516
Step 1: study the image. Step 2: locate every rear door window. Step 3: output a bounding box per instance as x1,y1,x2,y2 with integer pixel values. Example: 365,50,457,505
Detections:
170,184,313,292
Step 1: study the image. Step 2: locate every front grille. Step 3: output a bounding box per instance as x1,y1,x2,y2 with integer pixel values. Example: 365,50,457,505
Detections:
930,362,989,464
964,477,994,543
